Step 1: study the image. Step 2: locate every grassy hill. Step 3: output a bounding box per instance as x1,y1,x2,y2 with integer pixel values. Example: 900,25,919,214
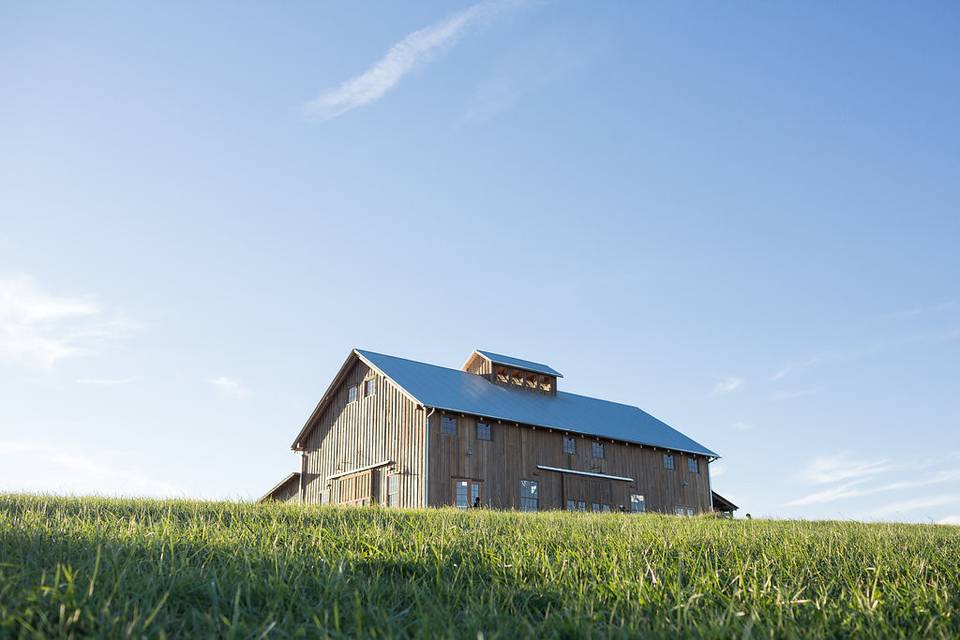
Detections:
0,495,957,638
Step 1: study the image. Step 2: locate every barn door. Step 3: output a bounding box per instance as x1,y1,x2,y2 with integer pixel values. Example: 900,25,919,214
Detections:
334,469,375,506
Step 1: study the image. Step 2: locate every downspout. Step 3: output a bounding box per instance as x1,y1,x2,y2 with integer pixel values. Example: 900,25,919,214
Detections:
299,451,308,504
423,406,435,508
707,456,715,513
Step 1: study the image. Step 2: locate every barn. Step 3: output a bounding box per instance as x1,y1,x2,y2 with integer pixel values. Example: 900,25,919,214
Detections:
261,348,735,515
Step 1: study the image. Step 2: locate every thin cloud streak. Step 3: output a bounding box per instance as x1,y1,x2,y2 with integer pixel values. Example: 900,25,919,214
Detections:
0,439,181,497
866,495,959,518
76,376,137,385
785,470,960,506
303,1,513,121
798,454,893,485
207,375,248,398
708,376,743,398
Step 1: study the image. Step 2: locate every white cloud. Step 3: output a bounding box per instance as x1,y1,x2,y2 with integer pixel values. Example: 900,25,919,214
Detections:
785,481,868,507
303,1,514,121
0,274,135,368
866,495,959,518
0,439,181,497
76,376,137,385
708,376,743,398
798,454,892,485
207,375,248,398
786,466,960,507
938,515,960,526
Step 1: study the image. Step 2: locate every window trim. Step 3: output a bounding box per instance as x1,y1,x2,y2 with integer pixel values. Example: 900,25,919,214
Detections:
519,479,539,512
440,415,458,436
591,441,605,459
476,422,492,441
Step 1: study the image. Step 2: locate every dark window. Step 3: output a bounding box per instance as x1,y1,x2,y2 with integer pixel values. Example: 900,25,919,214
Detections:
519,480,539,512
577,500,586,512
592,441,604,459
675,506,685,516
441,415,457,436
387,475,399,507
347,386,357,403
563,436,576,454
663,454,675,470
687,507,695,517
601,504,611,513
364,378,376,398
566,499,576,511
591,502,601,512
687,457,699,474
630,494,645,513
476,422,491,441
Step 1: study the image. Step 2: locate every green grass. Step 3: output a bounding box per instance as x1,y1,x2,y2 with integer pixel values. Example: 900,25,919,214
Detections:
0,495,957,639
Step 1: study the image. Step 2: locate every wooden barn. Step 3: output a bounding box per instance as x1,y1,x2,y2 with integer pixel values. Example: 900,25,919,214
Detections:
261,348,734,515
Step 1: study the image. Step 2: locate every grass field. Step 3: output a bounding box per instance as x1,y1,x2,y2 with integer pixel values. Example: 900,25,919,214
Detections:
0,495,957,639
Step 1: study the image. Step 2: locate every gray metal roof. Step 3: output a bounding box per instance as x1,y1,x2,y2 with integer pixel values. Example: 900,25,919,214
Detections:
356,349,718,458
474,350,564,378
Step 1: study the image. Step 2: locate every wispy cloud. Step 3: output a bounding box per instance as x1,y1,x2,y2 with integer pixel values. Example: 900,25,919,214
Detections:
708,376,743,398
732,421,754,431
771,387,822,401
798,454,893,485
207,375,248,398
785,471,960,506
303,1,516,121
866,495,959,518
771,355,826,381
0,439,181,497
0,274,136,368
76,376,137,385
939,515,960,526
884,300,956,320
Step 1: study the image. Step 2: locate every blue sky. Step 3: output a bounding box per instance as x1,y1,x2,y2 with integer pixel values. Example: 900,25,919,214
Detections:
2,1,958,523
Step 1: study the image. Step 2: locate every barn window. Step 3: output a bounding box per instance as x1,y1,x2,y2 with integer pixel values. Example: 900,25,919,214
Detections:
364,378,376,398
687,457,699,474
601,504,611,513
675,506,685,516
577,500,586,512
441,415,457,436
454,480,469,509
663,454,675,470
387,475,399,507
476,422,491,441
347,385,358,403
592,441,604,459
687,507,695,517
519,480,539,512
566,499,576,511
630,494,646,513
591,502,601,512
563,436,576,454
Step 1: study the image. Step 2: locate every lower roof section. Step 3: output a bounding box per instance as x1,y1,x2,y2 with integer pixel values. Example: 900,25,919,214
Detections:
356,349,718,458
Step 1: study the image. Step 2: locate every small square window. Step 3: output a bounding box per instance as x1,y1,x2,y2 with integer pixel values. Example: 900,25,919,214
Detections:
566,499,576,512
687,507,695,517
663,454,675,470
675,506,685,516
630,494,646,513
347,386,358,403
577,500,586,512
364,378,376,398
476,422,491,441
601,504,611,513
563,436,576,454
592,441,604,459
687,457,699,474
591,502,601,512
441,416,457,436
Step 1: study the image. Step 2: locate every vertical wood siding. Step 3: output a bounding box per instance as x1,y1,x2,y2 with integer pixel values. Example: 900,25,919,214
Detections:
302,360,425,507
427,411,712,513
